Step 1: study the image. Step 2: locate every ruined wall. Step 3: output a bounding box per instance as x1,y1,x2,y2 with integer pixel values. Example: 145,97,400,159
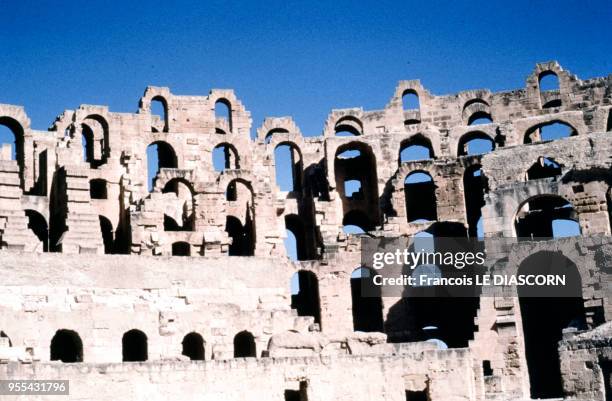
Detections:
0,61,612,400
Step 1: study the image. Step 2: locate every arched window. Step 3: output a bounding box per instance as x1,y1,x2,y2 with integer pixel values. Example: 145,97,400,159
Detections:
0,118,22,161
275,143,302,192
342,210,372,234
146,141,177,191
402,89,420,110
162,179,195,232
264,128,288,144
215,99,232,132
212,143,239,172
99,216,114,254
50,329,83,363
122,329,147,362
151,96,168,132
290,270,321,325
284,214,314,261
518,251,585,399
525,121,576,144
172,241,190,256
233,331,256,358
458,132,495,156
539,71,560,91
399,135,434,163
334,142,380,226
334,116,363,137
25,209,48,252
182,332,204,360
515,196,580,239
463,165,485,238
527,157,561,180
350,267,383,332
80,115,110,167
467,112,493,125
405,172,437,222
225,216,254,256
81,124,94,163
89,179,108,199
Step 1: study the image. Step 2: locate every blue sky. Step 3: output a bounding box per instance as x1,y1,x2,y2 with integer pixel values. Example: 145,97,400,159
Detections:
0,0,610,135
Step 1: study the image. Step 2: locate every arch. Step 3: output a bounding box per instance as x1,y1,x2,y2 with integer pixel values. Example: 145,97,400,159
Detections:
162,178,195,232
225,215,254,256
215,98,233,132
457,131,495,156
0,330,11,347
462,98,492,126
342,210,373,233
81,124,95,163
515,195,580,239
150,95,169,132
122,329,148,361
264,128,289,144
524,121,576,144
212,143,240,171
89,179,107,199
399,135,434,163
0,117,23,162
607,109,612,132
50,329,83,363
526,157,561,180
182,332,204,360
518,251,585,399
290,270,321,325
334,142,380,226
334,116,363,136
172,241,190,256
467,111,493,125
538,70,560,91
146,141,177,192
80,115,110,166
402,89,420,110
284,214,315,260
233,330,256,358
99,215,114,254
275,142,303,192
25,209,48,252
405,172,437,222
463,165,485,238
350,267,384,332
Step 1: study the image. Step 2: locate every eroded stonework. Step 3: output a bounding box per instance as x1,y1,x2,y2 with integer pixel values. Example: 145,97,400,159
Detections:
0,61,611,400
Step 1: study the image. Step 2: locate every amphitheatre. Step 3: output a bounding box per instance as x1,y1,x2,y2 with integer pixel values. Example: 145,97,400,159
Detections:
0,61,611,400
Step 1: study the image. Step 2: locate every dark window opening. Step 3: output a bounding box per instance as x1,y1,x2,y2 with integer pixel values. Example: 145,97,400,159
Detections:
483,360,493,377
162,179,195,232
233,331,256,358
542,99,562,109
89,179,108,199
464,166,485,238
0,118,22,161
518,251,585,399
525,121,576,144
0,331,11,347
50,329,83,363
172,241,190,256
404,119,421,126
527,157,561,180
146,141,177,191
99,215,114,254
350,267,384,332
226,215,255,256
334,142,380,226
399,135,434,163
342,210,373,234
402,90,420,110
458,132,495,156
468,111,493,125
212,143,240,172
122,329,148,362
285,214,316,261
600,359,612,401
81,125,95,163
25,209,48,252
515,196,580,240
182,332,204,360
284,382,308,401
405,172,437,222
291,270,321,325
405,390,428,401
151,96,169,132
607,111,612,132
275,143,302,192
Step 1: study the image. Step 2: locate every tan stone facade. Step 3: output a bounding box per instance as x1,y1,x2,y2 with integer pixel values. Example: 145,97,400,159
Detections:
0,61,611,400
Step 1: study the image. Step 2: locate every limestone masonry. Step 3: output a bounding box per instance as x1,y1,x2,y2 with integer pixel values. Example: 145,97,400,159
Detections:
0,61,611,400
